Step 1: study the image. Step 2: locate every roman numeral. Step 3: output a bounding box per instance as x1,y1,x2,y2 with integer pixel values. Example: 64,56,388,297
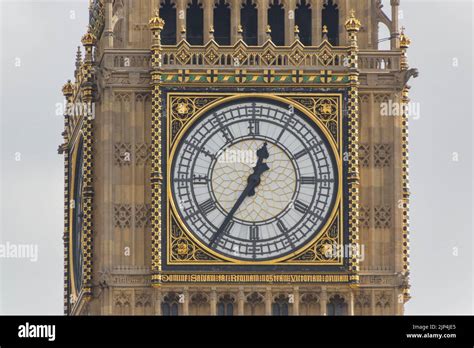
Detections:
199,199,217,216
193,175,209,185
294,200,309,214
277,220,288,234
300,176,316,185
250,225,260,241
294,148,309,159
248,120,260,135
223,221,234,235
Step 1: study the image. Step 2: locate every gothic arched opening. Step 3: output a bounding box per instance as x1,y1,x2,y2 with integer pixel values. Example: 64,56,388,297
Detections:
322,0,339,45
217,295,235,316
241,0,258,45
214,0,231,45
187,0,204,45
268,0,285,46
327,295,348,316
159,0,177,45
272,294,290,316
295,0,312,45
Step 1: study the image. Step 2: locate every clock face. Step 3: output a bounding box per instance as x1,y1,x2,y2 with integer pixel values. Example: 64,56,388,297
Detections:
171,99,338,261
70,137,85,293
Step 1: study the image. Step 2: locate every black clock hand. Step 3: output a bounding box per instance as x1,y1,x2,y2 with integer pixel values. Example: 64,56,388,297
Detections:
210,143,270,246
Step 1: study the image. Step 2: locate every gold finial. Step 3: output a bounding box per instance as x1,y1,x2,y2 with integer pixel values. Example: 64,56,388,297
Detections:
181,25,186,33
149,14,165,30
294,25,300,34
209,25,215,33
399,27,411,49
81,27,96,46
62,80,74,97
238,24,243,34
344,9,361,32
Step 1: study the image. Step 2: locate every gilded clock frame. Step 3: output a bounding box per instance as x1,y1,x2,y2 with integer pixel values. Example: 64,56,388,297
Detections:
164,91,346,267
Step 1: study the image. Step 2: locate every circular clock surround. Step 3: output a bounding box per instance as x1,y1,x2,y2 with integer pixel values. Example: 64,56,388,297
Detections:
69,135,85,295
170,97,340,262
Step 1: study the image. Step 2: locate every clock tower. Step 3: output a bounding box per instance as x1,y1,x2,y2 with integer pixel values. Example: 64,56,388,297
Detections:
60,0,417,315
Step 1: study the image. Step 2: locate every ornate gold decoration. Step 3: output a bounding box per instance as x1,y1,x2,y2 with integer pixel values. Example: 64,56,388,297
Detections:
345,10,361,282
165,93,345,267
169,96,226,146
149,16,164,284
287,96,340,144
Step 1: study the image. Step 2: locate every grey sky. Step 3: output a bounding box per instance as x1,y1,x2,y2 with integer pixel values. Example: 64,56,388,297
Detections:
0,0,472,315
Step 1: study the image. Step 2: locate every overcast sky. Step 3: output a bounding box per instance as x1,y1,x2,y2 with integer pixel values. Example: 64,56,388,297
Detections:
0,0,472,315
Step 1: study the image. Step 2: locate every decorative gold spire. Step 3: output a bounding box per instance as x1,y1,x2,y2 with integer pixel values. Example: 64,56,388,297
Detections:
399,27,411,49
294,25,300,41
149,12,165,30
180,25,187,40
81,27,97,46
344,9,361,32
62,80,74,97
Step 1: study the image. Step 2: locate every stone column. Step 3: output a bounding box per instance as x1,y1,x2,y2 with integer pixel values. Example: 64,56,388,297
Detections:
338,0,349,46
176,0,187,40
284,0,296,44
257,0,269,44
348,290,355,316
320,287,328,316
203,0,214,42
311,0,322,46
265,288,272,315
390,0,400,49
182,288,189,315
231,0,242,44
104,0,114,48
155,289,162,315
292,287,300,316
238,288,245,315
210,288,217,315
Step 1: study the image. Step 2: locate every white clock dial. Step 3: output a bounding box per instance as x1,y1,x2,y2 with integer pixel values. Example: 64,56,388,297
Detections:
171,99,338,261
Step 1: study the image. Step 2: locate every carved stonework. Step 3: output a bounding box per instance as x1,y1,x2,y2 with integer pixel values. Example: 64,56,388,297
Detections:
300,293,320,305
135,143,151,165
359,143,370,168
359,205,370,229
374,206,392,229
246,292,264,306
374,143,392,168
355,292,371,307
135,204,151,228
114,204,132,228
114,291,131,307
135,291,152,307
114,143,132,166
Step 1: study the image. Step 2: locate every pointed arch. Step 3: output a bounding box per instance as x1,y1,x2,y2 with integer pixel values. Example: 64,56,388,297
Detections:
327,294,348,316
187,0,204,45
214,0,231,45
295,0,312,45
241,0,258,45
322,0,339,45
160,0,177,44
268,0,285,46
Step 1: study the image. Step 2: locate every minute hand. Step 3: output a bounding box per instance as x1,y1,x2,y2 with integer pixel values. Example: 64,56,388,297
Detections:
209,145,270,246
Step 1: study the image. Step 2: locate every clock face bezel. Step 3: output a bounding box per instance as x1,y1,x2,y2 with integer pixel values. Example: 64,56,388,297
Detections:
166,93,343,265
69,133,85,297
